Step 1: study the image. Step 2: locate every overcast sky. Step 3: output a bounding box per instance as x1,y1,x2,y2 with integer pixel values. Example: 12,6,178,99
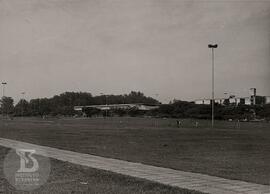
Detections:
0,0,270,103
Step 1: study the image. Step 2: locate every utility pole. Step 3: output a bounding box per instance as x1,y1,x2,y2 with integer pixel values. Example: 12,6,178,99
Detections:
208,44,218,128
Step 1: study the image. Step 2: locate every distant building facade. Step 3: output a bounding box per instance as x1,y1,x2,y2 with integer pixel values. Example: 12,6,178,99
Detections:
194,96,269,106
265,96,270,104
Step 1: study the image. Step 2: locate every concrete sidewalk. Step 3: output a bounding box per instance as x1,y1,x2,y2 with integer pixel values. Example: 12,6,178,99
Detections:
0,138,269,194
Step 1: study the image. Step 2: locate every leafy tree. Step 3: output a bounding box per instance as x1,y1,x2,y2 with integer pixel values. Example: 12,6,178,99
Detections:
38,98,52,116
255,96,266,105
29,99,41,116
1,96,14,115
223,99,230,106
14,99,30,116
12,91,160,117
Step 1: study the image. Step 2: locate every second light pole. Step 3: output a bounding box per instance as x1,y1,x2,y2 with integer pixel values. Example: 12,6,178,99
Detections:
208,44,218,128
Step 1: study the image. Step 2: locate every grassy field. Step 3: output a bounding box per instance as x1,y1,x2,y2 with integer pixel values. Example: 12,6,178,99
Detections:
0,147,203,194
0,117,270,185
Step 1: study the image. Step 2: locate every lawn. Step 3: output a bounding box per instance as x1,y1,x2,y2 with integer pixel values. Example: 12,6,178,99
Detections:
0,117,270,185
0,147,203,194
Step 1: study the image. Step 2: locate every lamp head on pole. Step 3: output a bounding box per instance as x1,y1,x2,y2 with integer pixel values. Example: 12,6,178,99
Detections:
2,82,7,85
208,44,218,48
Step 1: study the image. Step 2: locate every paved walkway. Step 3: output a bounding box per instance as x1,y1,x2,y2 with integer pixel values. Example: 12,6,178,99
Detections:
0,138,269,194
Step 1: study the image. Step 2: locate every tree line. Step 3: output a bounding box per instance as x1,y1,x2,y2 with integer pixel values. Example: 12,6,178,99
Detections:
1,91,269,120
0,91,159,117
151,100,270,121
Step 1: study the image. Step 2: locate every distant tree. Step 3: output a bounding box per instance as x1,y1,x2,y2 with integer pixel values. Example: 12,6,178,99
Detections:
4,91,160,117
125,91,159,104
14,99,30,116
255,96,265,105
29,99,41,116
92,91,159,105
0,96,14,115
156,104,174,116
49,92,93,115
223,99,230,106
38,98,52,116
256,104,270,119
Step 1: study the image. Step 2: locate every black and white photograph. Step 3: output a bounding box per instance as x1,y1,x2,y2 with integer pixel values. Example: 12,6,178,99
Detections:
0,0,270,193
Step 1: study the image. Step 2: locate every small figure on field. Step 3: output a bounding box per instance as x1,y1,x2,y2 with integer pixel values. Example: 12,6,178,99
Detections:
176,120,181,128
236,119,240,129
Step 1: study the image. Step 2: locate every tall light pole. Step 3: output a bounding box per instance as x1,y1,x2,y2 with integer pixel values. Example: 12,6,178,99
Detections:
2,82,7,98
1,82,7,117
208,44,218,128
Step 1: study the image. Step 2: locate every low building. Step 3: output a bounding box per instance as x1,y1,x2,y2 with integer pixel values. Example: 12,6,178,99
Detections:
243,97,251,105
194,95,270,106
74,103,160,112
194,96,251,106
194,99,211,105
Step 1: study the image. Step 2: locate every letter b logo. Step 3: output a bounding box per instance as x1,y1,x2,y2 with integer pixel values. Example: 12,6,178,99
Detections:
16,149,39,173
